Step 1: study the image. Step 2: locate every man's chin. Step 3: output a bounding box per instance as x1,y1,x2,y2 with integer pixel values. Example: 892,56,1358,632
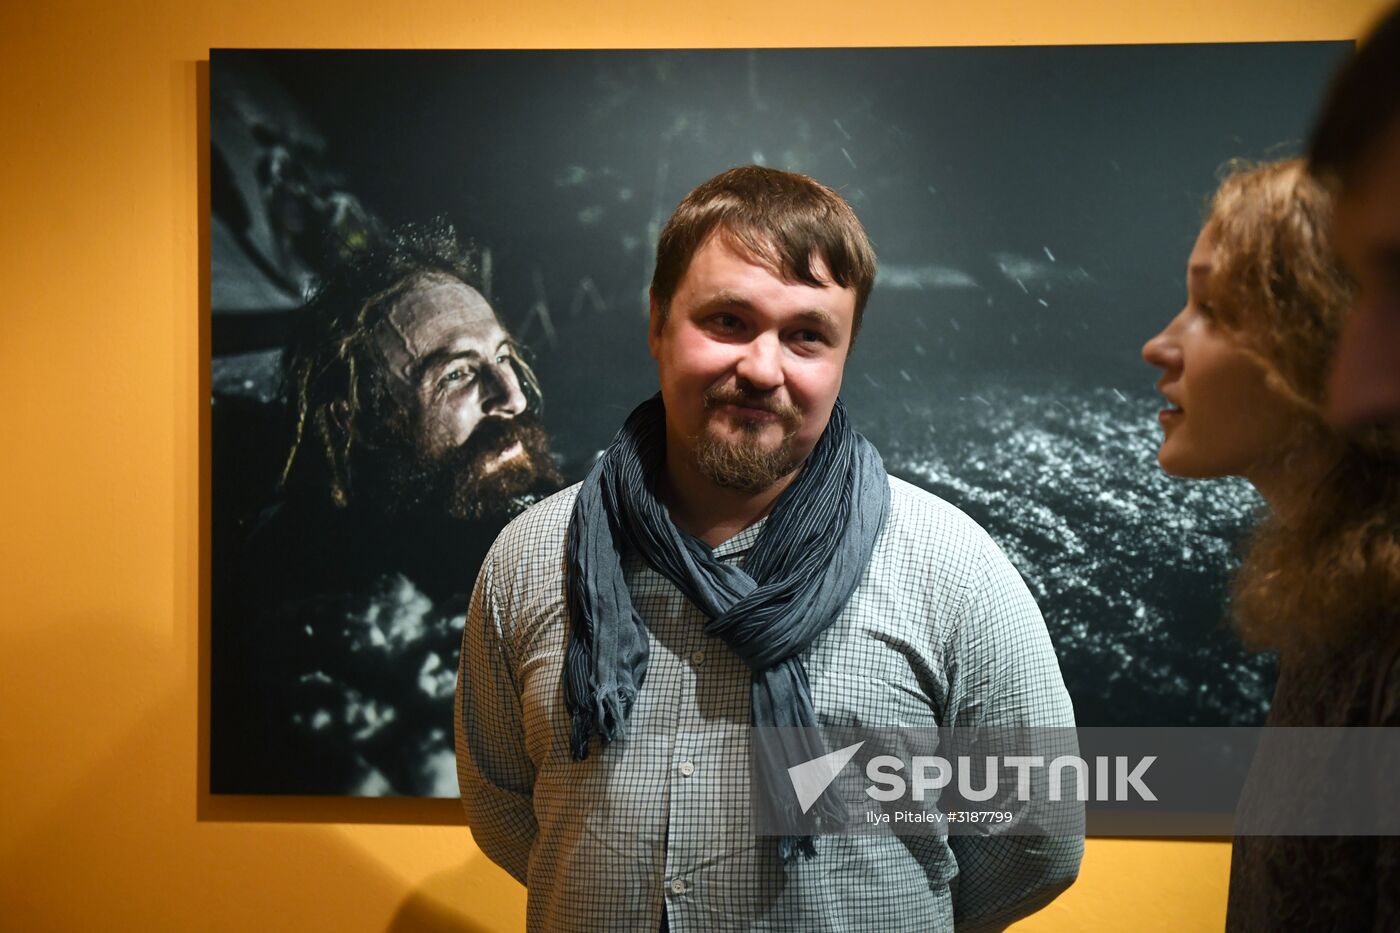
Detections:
444,439,564,522
705,415,790,450
692,430,798,493
356,416,563,522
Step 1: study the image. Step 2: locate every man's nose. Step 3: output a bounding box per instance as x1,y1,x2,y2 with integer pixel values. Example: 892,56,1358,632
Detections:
735,334,783,391
480,361,527,418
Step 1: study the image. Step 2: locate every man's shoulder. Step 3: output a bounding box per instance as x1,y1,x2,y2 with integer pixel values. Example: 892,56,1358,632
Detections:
874,474,1025,603
473,483,581,613
487,482,582,562
881,474,1000,560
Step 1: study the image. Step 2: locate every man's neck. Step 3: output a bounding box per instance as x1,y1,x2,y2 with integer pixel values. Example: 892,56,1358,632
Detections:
657,438,799,548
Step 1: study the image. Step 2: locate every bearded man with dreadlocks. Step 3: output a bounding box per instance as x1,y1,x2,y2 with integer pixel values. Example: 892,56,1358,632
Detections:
212,221,563,796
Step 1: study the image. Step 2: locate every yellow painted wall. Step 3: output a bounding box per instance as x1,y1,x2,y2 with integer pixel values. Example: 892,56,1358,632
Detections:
0,0,1389,929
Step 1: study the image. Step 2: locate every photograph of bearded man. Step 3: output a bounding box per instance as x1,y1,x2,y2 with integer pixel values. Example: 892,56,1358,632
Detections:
212,222,563,796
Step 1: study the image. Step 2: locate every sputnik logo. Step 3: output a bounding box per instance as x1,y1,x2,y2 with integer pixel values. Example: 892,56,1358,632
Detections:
787,741,865,814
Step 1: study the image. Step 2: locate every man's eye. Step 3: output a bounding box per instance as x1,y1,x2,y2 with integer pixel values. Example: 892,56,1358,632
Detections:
793,330,826,344
440,367,477,387
710,313,742,331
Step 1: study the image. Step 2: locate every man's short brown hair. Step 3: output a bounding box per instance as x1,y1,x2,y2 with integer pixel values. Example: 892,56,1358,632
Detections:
650,165,878,342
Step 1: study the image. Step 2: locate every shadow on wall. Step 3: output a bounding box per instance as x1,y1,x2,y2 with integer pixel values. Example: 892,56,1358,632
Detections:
0,615,520,931
389,865,516,933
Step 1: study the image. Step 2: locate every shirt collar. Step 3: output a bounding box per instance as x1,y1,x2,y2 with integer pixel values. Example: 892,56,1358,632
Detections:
710,516,768,560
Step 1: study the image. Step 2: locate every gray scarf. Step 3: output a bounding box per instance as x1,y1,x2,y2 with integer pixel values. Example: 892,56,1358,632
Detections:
564,395,889,860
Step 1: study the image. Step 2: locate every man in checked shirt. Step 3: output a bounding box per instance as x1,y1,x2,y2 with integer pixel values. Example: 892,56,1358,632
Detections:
455,165,1082,931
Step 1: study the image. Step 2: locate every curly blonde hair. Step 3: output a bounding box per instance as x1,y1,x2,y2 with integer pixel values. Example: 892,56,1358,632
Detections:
1203,159,1400,649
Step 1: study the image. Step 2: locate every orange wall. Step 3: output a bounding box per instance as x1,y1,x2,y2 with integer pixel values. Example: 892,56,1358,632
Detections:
0,1,1388,930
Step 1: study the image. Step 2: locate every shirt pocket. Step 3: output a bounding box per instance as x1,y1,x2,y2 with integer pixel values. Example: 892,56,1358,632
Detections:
811,669,941,731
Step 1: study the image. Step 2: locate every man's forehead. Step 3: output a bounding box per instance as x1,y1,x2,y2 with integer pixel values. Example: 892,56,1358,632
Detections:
369,274,507,389
1349,117,1400,193
391,275,494,329
705,227,839,286
377,276,500,353
1337,121,1400,227
683,233,850,314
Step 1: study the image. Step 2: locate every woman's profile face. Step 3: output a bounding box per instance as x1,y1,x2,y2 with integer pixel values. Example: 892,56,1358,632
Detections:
1141,225,1300,483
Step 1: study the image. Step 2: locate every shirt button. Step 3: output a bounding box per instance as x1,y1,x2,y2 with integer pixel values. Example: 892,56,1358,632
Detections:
691,649,706,666
669,878,688,895
678,760,695,777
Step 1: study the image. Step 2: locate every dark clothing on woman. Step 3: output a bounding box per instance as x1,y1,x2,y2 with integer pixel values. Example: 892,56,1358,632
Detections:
1226,629,1400,931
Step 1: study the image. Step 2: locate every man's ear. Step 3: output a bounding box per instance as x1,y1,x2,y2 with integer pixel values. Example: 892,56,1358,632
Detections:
647,291,664,361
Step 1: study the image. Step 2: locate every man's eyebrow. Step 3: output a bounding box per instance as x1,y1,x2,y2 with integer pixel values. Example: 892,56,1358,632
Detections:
694,292,838,328
411,348,480,385
793,308,837,330
410,339,512,384
694,290,756,312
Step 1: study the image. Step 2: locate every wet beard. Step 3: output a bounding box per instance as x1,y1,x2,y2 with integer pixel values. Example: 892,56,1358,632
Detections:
692,387,803,493
358,414,563,522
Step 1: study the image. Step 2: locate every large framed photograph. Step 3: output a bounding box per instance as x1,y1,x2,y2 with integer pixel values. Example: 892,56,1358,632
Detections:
209,42,1348,797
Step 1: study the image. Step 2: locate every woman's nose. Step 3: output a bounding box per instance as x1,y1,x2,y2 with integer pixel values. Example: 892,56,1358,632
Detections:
1143,313,1185,370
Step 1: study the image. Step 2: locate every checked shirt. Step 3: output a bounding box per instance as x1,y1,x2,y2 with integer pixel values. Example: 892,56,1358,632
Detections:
455,475,1082,932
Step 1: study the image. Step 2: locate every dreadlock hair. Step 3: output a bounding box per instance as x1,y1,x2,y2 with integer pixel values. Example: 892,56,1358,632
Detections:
278,218,543,508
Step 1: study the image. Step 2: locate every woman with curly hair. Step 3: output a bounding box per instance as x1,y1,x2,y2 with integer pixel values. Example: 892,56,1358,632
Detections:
1142,158,1400,930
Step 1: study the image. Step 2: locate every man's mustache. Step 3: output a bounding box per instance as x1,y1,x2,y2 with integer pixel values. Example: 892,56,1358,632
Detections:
702,386,802,431
438,414,542,468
